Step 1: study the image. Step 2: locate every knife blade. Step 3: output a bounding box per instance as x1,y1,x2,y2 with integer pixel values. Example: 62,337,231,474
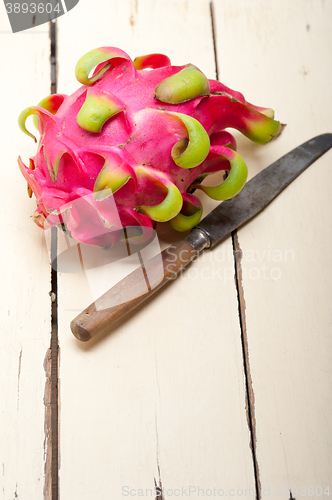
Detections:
71,133,332,341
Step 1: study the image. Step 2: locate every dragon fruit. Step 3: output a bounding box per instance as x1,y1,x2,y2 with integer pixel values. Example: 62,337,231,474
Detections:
18,46,282,247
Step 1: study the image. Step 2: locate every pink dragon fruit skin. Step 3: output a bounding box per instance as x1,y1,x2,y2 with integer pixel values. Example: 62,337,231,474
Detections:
18,47,282,247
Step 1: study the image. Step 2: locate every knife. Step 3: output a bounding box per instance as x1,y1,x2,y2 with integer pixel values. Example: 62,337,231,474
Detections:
70,133,332,341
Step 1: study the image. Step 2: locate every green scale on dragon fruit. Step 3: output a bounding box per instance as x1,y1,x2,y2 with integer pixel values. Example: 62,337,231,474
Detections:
18,46,282,247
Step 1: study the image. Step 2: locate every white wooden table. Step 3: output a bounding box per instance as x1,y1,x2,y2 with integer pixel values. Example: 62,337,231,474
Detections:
1,1,331,499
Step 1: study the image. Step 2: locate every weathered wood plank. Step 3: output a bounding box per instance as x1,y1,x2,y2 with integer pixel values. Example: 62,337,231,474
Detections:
0,9,52,499
56,0,255,497
213,0,332,497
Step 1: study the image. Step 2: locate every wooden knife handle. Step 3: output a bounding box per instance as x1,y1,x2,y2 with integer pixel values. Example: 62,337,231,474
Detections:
70,230,210,341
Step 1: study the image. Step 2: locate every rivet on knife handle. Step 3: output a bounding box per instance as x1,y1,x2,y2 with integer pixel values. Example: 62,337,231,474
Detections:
70,228,210,341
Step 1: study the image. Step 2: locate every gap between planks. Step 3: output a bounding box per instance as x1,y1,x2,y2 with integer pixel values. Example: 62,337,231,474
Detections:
210,1,261,498
50,225,59,500
44,18,60,500
232,232,261,500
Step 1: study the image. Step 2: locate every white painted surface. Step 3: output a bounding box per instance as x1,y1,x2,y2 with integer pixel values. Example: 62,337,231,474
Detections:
0,6,51,499
214,0,332,497
1,0,331,498
57,0,254,498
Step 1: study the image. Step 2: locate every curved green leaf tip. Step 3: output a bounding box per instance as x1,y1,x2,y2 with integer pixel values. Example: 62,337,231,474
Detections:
94,160,133,200
155,64,210,104
169,196,203,231
243,112,282,145
137,168,183,222
77,89,124,133
18,107,40,142
194,147,248,201
75,47,130,85
19,106,56,142
171,112,210,169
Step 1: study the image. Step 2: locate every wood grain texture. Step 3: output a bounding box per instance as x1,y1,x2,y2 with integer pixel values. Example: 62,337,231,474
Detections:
2,0,330,498
71,239,200,341
56,0,255,498
0,8,51,499
214,0,332,497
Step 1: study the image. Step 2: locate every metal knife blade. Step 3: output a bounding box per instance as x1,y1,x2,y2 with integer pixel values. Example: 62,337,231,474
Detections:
196,133,332,247
71,133,332,341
